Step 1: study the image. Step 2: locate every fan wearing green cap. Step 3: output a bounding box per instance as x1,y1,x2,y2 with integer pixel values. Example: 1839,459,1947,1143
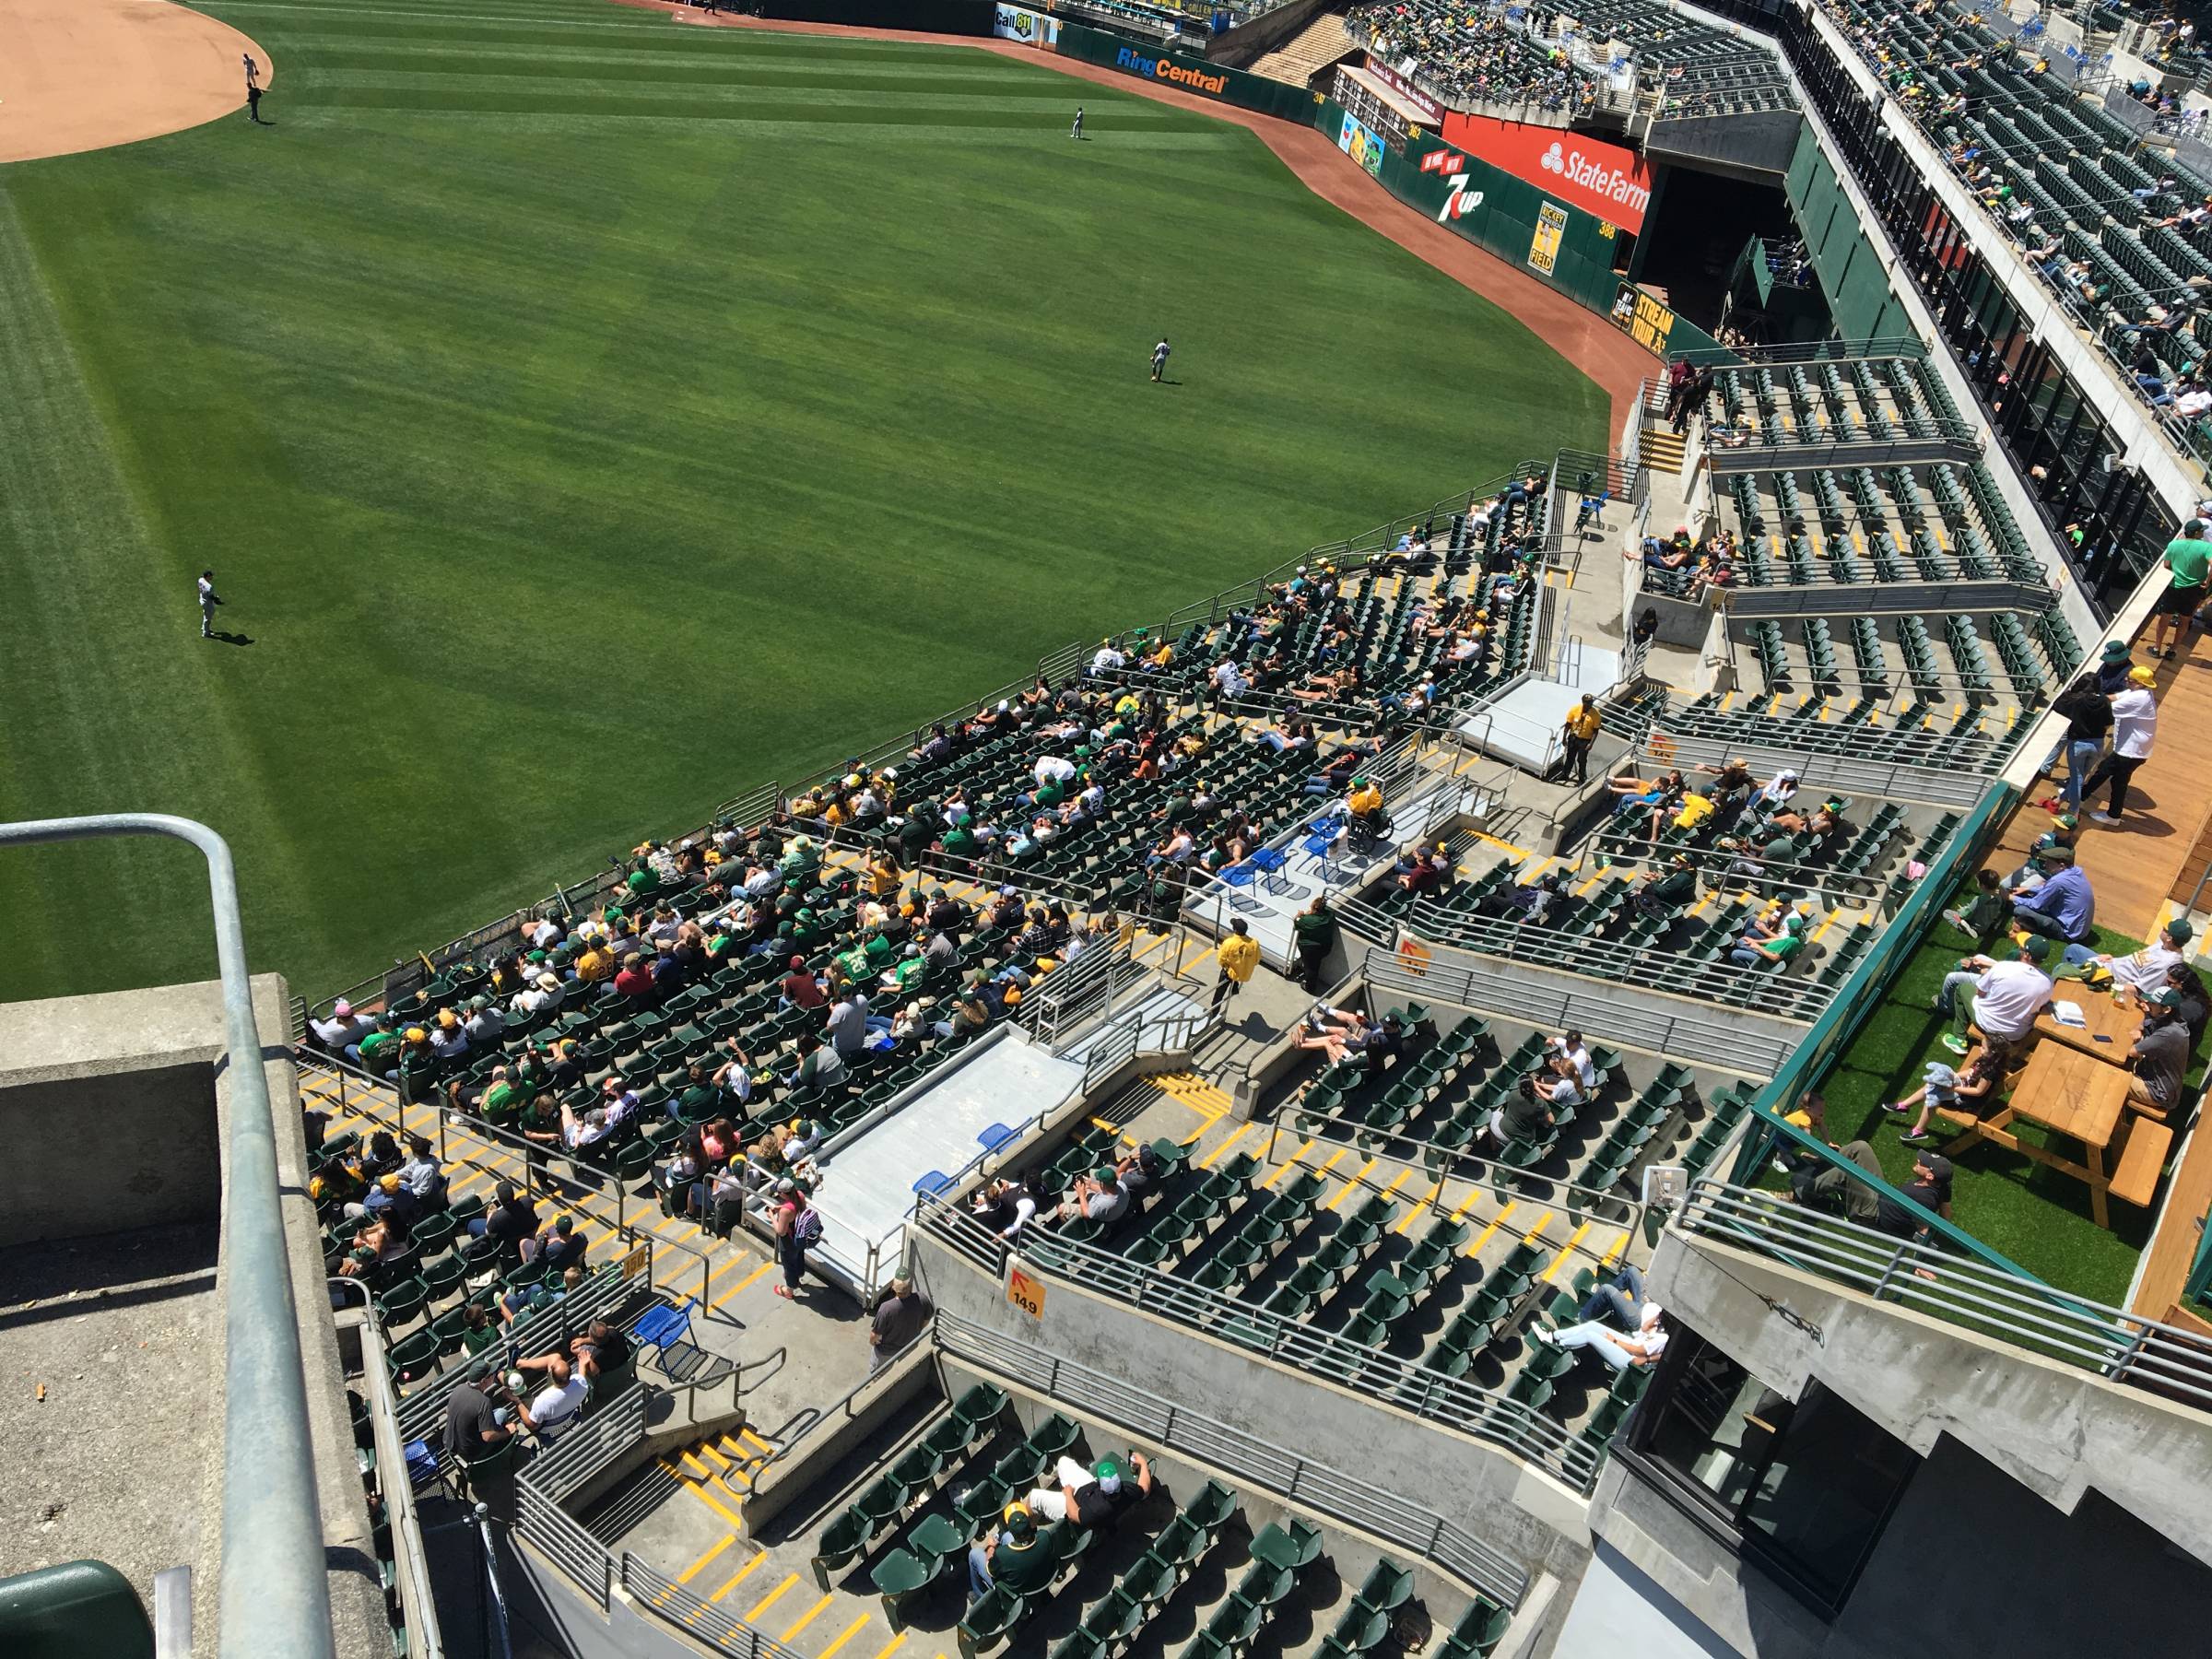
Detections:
1729,903,1811,970
2083,915,2196,1000
2127,987,2193,1114
1936,935,2054,1057
967,1500,1055,1605
1017,1449,1154,1528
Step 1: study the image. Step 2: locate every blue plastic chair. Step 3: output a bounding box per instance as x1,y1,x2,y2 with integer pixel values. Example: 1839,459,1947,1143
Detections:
912,1170,954,1200
977,1123,1018,1156
1249,846,1310,900
1216,862,1256,888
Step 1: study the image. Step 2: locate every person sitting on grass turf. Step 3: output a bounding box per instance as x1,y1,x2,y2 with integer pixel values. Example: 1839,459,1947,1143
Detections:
1935,935,2054,1057
2008,845,2095,943
1940,869,2010,944
1880,1048,2002,1145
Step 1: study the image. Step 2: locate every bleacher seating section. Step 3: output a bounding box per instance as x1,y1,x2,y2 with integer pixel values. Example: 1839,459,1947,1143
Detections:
1830,0,2212,449
1022,1027,1762,1451
1347,0,1791,117
795,1384,1518,1656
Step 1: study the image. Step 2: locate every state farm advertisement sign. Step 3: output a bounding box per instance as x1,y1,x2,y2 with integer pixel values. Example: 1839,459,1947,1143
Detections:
1441,112,1654,234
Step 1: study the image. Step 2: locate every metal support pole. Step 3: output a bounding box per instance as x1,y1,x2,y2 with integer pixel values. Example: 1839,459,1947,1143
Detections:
0,814,335,1659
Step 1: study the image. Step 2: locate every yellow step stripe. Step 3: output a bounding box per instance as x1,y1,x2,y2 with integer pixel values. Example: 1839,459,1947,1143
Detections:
818,1613,877,1659
1465,1201,1517,1256
781,1594,837,1643
1258,1141,1314,1187
743,1571,802,1624
1323,1159,1378,1211
677,1532,737,1585
707,1550,770,1603
1541,1222,1594,1283
1196,1123,1255,1170
711,1260,775,1312
1394,1183,1439,1232
674,1475,744,1529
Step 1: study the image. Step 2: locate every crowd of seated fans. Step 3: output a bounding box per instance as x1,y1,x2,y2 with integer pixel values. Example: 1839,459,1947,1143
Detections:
1633,524,1740,597
1351,1,1594,111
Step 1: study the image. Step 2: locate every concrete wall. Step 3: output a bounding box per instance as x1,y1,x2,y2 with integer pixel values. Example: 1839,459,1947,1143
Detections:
907,1229,1595,1580
0,974,387,1656
0,985,231,1246
1647,1230,2212,1568
1583,1428,2212,1659
1647,111,1804,181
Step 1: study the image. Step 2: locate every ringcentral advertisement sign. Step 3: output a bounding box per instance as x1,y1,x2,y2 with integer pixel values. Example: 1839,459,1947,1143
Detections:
1112,45,1230,98
1440,112,1654,234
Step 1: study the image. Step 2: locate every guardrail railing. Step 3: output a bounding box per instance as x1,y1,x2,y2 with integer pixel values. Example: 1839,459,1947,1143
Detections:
1394,901,1841,1025
0,815,334,1659
933,1310,1534,1608
1677,1178,2212,1413
912,1197,1604,1495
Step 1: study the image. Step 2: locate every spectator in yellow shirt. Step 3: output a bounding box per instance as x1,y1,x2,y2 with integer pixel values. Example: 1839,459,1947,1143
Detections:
1212,919,1261,1013
1559,694,1602,784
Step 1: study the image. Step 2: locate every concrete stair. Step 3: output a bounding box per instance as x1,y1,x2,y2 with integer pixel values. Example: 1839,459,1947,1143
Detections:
1248,14,1356,88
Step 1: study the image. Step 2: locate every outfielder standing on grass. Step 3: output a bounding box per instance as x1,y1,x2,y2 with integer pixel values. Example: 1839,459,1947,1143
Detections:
1150,338,1170,382
1071,106,1083,139
198,570,224,638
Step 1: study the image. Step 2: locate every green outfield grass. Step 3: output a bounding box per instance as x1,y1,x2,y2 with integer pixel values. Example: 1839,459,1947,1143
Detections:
0,0,1607,1006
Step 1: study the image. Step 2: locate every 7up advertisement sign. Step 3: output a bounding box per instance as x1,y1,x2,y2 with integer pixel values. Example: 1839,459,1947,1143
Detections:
1418,147,1484,223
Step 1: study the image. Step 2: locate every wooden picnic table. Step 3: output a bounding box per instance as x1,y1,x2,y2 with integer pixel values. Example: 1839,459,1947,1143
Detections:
2033,987,2142,1065
1943,1040,2142,1229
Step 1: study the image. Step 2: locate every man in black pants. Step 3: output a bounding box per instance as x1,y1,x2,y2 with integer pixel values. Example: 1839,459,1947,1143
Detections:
245,55,267,125
1292,895,1337,994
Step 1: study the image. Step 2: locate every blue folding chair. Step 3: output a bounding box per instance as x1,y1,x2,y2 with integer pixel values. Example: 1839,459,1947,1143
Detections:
630,1296,697,1359
912,1170,955,1201
976,1123,1018,1158
1249,845,1311,900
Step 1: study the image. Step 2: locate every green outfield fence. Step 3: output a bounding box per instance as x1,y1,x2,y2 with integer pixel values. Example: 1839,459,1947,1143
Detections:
1053,22,1323,123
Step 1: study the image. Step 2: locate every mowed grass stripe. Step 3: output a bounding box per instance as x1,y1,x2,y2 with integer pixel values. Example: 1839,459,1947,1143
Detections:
288,109,1242,141
0,10,1606,1003
304,74,1149,114
302,45,1068,83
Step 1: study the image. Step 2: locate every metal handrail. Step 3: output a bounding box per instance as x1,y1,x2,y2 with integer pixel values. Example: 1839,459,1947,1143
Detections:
1677,1179,2212,1410
0,815,333,1659
912,1197,1604,1492
335,1279,444,1659
1396,900,1844,1023
1355,940,1798,1077
1259,1107,1654,1224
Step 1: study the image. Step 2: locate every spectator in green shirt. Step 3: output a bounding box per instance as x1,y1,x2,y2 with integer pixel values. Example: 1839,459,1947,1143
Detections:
1292,895,1340,994
1731,907,1809,969
2149,518,2212,659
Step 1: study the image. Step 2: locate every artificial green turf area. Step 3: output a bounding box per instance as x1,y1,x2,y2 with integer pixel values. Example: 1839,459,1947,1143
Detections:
1807,905,2159,1306
0,0,1608,1005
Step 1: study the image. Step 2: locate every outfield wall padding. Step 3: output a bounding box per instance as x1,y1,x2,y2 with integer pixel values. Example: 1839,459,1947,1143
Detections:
759,0,994,32
1054,21,1324,124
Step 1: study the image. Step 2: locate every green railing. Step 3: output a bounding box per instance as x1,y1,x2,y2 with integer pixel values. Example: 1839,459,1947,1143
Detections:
1717,778,2043,1281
